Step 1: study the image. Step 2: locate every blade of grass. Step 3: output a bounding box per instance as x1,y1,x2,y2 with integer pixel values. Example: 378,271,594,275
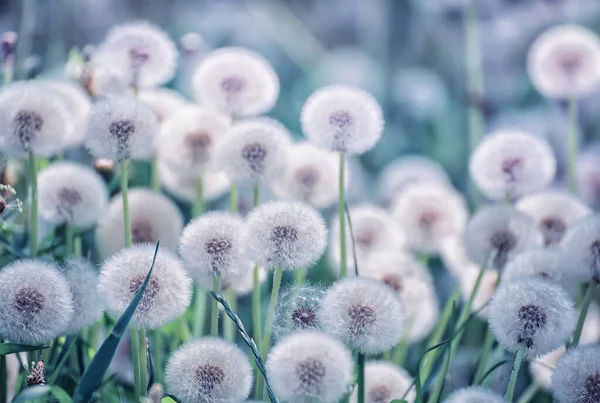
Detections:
0,343,46,356
48,335,77,384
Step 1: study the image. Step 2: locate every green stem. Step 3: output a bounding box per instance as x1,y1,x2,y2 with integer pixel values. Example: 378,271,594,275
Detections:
15,0,37,80
392,339,408,366
229,183,238,212
48,336,77,384
193,176,204,217
120,160,132,247
251,184,262,351
474,328,495,384
211,276,220,337
570,282,597,347
74,235,82,257
567,97,579,194
0,349,6,403
338,152,347,278
150,330,163,383
65,225,74,256
150,157,160,192
139,329,148,398
253,183,260,207
224,290,237,342
192,290,206,338
294,268,306,285
256,268,284,400
516,383,540,403
28,152,38,257
130,328,141,401
357,352,366,403
505,344,526,402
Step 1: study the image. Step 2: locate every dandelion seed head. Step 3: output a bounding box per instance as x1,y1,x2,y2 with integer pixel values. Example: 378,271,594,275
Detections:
273,285,326,341
0,259,73,345
443,386,505,403
350,361,416,403
98,244,191,329
158,161,230,203
267,330,353,403
165,337,253,403
559,214,600,283
61,258,104,335
301,85,384,155
488,278,576,358
528,25,600,99
469,130,556,201
552,344,600,403
192,47,279,117
96,188,183,259
138,87,189,121
578,145,600,210
245,200,327,271
319,277,405,354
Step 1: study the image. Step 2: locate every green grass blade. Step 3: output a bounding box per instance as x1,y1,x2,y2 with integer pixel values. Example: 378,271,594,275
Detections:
48,335,78,384
0,343,46,356
12,385,72,403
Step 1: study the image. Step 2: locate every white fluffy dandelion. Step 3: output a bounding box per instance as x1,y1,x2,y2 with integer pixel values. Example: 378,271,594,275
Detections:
469,130,556,201
43,80,91,148
559,214,600,283
37,161,109,228
551,344,600,403
61,258,104,334
443,386,504,403
165,337,253,403
0,259,74,344
273,285,326,340
158,106,231,177
459,266,499,319
319,277,405,354
0,81,69,157
138,87,189,121
98,244,192,329
179,211,247,280
245,200,327,271
94,22,177,89
465,205,544,271
95,188,184,258
301,85,384,155
502,249,574,294
216,118,291,185
192,47,279,117
84,96,159,161
392,183,468,254
488,278,576,358
516,191,591,246
528,25,600,99
267,330,354,403
350,361,415,403
158,161,230,203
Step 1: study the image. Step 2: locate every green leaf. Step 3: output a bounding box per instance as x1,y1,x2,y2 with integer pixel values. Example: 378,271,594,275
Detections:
391,400,408,403
0,343,46,356
72,242,160,403
48,335,78,384
11,385,72,403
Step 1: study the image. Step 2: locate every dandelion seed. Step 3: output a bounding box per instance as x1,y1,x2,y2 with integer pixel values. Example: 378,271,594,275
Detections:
301,85,384,155
165,337,253,403
267,330,354,403
192,47,279,118
528,25,600,99
516,191,591,246
158,161,230,204
350,361,416,403
392,183,468,254
37,161,108,228
488,278,576,358
138,87,189,121
96,188,183,258
245,200,327,271
442,386,504,403
0,259,74,345
98,244,192,329
273,285,326,341
319,277,405,354
559,214,600,283
465,205,544,271
552,344,600,403
469,130,556,201
84,96,158,162
61,258,104,335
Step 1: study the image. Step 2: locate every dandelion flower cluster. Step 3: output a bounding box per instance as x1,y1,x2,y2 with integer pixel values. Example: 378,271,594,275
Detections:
559,214,600,283
351,361,415,403
552,344,600,403
502,248,573,293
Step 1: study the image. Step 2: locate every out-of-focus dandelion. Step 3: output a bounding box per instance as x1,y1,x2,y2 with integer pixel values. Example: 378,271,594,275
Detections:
158,161,230,204
560,214,600,284
61,258,104,334
502,248,574,294
577,144,600,210
272,284,325,340
443,386,505,403
551,344,600,403
138,87,189,121
459,266,500,319
350,361,416,403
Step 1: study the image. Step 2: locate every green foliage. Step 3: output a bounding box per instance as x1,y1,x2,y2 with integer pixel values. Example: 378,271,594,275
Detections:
0,343,46,356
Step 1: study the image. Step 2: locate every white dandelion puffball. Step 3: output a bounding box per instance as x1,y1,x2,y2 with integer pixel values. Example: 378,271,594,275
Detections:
192,47,279,118
350,361,416,403
0,81,69,157
61,258,104,334
528,25,600,99
392,183,468,254
460,266,499,319
443,386,504,403
267,330,353,403
469,130,556,201
301,85,384,155
516,191,591,247
95,188,183,259
377,155,451,207
363,251,439,342
273,285,326,340
37,161,109,228
329,205,406,275
0,259,74,345
158,106,231,177
216,118,291,185
559,214,600,283
138,88,189,121
90,63,133,98
488,278,576,358
465,205,544,271
552,344,600,403
179,211,247,280
98,245,192,329
159,162,230,203
245,200,327,271
319,277,405,354
166,337,253,403
440,236,482,277
94,22,177,89
43,80,91,148
578,146,600,210
271,142,343,208
502,248,574,294
84,96,159,161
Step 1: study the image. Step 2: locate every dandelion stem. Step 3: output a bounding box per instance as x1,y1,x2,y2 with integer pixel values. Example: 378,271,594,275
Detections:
229,183,238,212
193,176,204,217
516,383,539,403
65,225,74,256
392,339,408,366
251,183,262,352
139,329,148,398
474,327,495,384
120,160,132,247
130,327,141,401
74,235,82,257
150,157,160,192
570,281,597,347
256,267,284,400
28,151,38,257
224,290,237,342
192,175,207,338
15,0,37,80
339,152,347,278
357,352,366,403
567,97,579,194
150,330,163,383
505,343,526,402
211,276,220,337
0,347,6,403
294,269,306,285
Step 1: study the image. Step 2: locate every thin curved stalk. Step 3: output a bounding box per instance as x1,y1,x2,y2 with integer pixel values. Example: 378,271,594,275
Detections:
567,98,579,194
28,152,38,257
570,282,597,347
505,344,526,402
338,153,347,278
211,276,220,337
